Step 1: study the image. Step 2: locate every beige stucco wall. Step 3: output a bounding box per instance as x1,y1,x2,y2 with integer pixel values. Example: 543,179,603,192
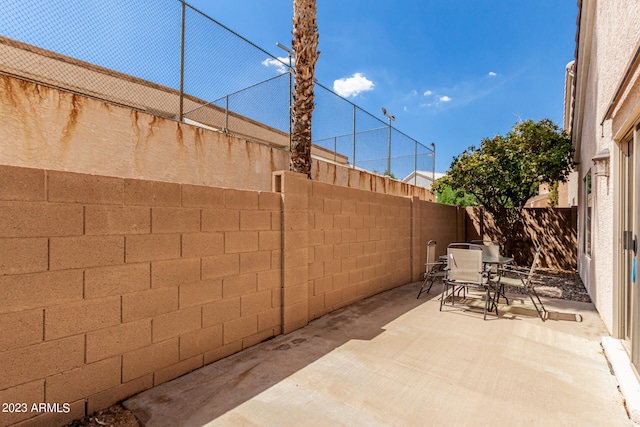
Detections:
0,73,430,201
573,0,640,333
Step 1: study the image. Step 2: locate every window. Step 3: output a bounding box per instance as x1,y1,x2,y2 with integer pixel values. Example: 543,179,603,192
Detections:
584,170,592,256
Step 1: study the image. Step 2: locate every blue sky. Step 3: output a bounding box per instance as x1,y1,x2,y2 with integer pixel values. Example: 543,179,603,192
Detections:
189,0,578,173
1,1,578,175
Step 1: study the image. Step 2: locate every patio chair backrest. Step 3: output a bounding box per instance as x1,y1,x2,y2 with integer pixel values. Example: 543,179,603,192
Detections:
426,240,437,266
522,246,542,288
447,244,483,285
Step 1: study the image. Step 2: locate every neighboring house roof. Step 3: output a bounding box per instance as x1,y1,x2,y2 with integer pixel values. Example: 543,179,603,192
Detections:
401,170,446,190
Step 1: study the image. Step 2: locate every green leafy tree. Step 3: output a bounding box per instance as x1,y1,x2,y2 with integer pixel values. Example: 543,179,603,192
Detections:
432,119,575,255
436,186,477,207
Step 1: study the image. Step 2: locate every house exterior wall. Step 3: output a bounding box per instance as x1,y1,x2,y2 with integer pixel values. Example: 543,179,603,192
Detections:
573,0,640,333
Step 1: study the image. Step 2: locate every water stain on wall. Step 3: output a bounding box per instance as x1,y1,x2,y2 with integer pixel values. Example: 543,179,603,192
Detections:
59,93,83,163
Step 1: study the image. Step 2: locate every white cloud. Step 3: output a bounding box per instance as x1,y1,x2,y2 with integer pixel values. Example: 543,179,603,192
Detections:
423,90,433,96
439,95,452,102
333,73,375,97
488,71,497,76
262,57,292,74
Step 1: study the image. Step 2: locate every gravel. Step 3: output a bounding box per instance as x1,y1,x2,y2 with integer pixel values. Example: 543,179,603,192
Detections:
502,268,591,303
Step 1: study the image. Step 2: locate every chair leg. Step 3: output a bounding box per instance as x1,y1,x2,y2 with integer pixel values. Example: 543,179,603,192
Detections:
425,275,437,294
528,289,547,321
416,273,434,299
440,281,453,311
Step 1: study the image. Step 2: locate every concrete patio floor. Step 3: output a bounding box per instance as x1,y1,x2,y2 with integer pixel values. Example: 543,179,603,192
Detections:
125,281,632,426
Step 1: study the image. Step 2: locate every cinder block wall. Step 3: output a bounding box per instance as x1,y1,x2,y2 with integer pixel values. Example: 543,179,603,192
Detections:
0,166,460,426
0,165,282,427
306,181,412,320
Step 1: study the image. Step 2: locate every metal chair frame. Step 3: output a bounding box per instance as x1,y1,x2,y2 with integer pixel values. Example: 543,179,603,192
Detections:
497,246,547,321
440,243,496,320
416,240,446,299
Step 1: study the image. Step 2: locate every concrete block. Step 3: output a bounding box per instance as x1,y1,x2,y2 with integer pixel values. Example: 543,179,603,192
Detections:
341,199,357,214
124,179,181,207
313,276,333,296
46,356,121,404
257,307,280,331
85,205,150,235
257,269,281,291
122,287,178,322
241,290,273,316
182,232,224,258
225,188,259,210
0,237,48,275
86,319,152,363
242,328,276,349
48,170,123,204
151,258,200,288
0,309,43,352
240,210,272,231
203,340,243,365
181,184,224,208
87,374,153,415
152,306,202,342
152,207,200,233
154,354,203,386
50,235,124,270
225,231,259,253
201,208,239,231
202,298,241,328
0,165,44,201
45,296,121,340
258,192,281,211
240,250,272,274
223,315,257,345
0,202,83,237
222,273,257,299
84,263,150,299
311,181,332,198
282,302,308,334
271,212,282,230
179,325,223,360
125,234,181,262
201,253,240,280
284,283,308,305
0,270,83,314
258,230,281,251
122,338,179,382
0,335,84,390
179,279,223,309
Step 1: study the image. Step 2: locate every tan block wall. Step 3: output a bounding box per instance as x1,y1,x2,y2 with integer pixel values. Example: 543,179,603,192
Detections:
0,165,281,427
0,165,459,426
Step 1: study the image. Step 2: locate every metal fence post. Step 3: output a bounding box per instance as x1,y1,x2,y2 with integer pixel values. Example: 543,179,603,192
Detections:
224,95,229,132
352,105,356,168
414,140,417,186
179,0,186,122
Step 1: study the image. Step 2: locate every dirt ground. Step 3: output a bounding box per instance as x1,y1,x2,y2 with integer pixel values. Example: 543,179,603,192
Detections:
65,269,588,427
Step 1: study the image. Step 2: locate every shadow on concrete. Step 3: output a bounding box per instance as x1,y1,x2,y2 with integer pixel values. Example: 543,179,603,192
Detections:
125,281,437,427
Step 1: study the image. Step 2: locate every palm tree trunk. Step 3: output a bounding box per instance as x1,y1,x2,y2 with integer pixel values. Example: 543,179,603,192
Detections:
290,0,319,178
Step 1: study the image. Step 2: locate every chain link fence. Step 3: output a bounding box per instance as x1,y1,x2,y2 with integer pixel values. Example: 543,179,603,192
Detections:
0,0,434,184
